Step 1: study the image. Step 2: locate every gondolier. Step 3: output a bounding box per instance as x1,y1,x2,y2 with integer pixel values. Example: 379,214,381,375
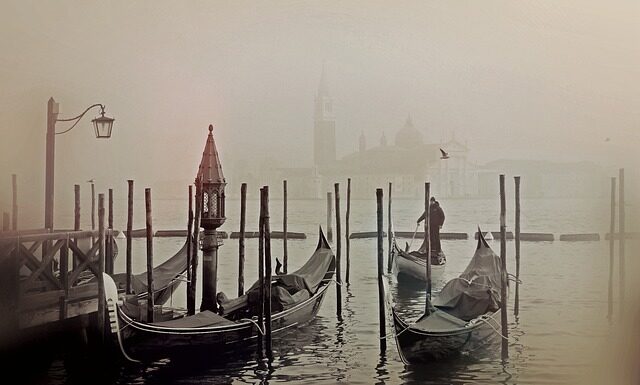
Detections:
416,197,445,253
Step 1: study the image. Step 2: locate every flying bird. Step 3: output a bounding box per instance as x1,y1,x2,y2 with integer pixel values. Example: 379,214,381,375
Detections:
605,137,610,142
440,148,449,160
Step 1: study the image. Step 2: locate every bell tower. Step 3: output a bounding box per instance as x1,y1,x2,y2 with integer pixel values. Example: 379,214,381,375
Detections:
313,66,336,169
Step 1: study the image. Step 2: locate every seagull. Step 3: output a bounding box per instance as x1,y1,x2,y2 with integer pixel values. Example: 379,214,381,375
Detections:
605,137,610,142
86,179,95,183
440,148,450,160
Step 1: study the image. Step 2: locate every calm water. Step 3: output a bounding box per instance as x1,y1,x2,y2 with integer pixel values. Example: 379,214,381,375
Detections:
49,196,637,384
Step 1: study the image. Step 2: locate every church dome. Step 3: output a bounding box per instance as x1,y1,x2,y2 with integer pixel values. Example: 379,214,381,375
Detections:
395,115,424,148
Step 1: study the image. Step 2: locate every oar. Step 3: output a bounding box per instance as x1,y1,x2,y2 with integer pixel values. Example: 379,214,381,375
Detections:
407,223,420,251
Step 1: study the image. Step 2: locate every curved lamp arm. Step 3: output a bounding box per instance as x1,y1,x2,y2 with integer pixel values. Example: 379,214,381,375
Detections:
55,103,105,135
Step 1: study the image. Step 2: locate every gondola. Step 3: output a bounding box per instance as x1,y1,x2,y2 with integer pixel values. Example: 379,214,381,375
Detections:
94,238,190,306
390,231,446,284
391,230,504,364
103,229,335,362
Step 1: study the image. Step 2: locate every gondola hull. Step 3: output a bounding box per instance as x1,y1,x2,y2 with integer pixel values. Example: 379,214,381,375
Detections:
118,283,331,361
392,308,501,364
393,250,445,283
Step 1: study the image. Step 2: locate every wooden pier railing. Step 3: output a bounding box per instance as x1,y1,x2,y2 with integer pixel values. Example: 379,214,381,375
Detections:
0,229,114,331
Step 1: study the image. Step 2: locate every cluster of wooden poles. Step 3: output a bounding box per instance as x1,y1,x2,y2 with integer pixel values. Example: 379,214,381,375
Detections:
372,175,522,360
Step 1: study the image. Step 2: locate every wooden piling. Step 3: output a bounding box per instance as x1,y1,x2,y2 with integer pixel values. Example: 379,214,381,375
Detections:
11,174,17,230
238,183,247,296
387,182,392,273
499,174,509,360
334,183,342,318
376,188,387,353
126,180,134,294
188,181,202,316
424,182,431,313
91,182,96,234
263,186,273,361
73,184,80,269
326,191,333,242
345,178,351,285
608,177,616,320
618,168,625,315
186,185,193,303
514,176,521,316
97,193,106,341
3,212,9,231
257,187,265,360
283,180,288,274
145,188,154,323
106,188,114,274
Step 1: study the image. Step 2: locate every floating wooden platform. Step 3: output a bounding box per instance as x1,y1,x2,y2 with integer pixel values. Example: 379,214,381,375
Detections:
393,232,468,240
559,233,600,241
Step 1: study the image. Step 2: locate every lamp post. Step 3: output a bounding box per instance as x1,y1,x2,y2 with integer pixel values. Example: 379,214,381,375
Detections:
45,97,114,231
197,124,226,312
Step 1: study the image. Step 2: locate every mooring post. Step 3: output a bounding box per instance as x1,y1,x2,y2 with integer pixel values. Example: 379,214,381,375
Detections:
608,177,616,320
126,180,134,294
514,176,521,316
499,174,509,360
327,191,333,242
283,180,288,274
97,193,106,341
387,182,392,273
188,181,201,316
257,187,265,361
238,183,247,296
106,188,114,274
334,183,342,318
424,182,431,313
91,182,96,241
618,168,625,316
186,185,193,304
2,213,9,231
263,186,273,361
345,178,351,285
376,188,387,353
73,184,80,269
145,188,154,322
11,174,17,230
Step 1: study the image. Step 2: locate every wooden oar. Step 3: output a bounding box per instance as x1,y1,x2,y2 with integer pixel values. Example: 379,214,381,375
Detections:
407,223,420,251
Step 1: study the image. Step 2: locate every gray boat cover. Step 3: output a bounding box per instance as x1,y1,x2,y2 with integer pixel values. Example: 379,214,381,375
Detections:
151,310,235,328
111,240,189,294
219,236,334,314
431,233,502,321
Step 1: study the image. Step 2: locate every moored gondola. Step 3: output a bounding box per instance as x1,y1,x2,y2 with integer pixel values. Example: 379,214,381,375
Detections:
391,230,505,364
103,229,335,362
390,232,446,285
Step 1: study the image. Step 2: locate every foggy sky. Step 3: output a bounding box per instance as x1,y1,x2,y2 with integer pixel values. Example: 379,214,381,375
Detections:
1,1,638,210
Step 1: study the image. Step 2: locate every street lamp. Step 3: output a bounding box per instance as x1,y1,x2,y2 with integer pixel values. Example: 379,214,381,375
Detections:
45,97,115,231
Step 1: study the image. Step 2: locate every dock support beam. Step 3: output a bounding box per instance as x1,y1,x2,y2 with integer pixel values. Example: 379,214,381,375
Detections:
608,177,616,320
514,176,521,316
238,183,247,296
618,168,625,316
145,188,155,322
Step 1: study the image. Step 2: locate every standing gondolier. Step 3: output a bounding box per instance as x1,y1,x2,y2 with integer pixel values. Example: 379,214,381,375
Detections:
416,197,446,254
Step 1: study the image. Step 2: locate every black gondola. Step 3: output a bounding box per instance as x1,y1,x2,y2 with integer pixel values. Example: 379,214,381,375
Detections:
391,230,505,364
103,229,335,362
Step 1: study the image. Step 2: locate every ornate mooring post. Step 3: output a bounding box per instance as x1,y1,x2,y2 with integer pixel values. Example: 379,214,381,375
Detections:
198,124,226,313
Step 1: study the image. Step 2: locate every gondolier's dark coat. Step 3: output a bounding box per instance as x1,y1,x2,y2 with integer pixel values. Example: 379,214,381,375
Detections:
417,201,445,252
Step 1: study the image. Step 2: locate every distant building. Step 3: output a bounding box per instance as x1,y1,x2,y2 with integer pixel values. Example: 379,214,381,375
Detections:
313,67,336,170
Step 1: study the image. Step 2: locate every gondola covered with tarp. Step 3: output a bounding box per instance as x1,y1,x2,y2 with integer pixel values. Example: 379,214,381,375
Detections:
103,229,335,362
391,230,505,364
